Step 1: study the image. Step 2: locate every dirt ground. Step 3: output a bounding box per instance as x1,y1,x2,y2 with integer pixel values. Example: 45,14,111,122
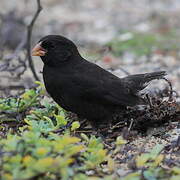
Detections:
0,1,179,178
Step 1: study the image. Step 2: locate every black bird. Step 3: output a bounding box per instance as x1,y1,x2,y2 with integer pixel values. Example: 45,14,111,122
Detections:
32,35,166,128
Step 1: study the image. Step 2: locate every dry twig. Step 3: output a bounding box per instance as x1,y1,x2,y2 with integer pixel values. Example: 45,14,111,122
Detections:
0,0,43,94
162,77,173,101
128,118,134,131
26,0,42,81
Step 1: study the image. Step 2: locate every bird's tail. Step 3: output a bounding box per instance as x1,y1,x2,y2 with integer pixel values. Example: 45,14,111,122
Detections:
141,71,167,81
122,71,167,93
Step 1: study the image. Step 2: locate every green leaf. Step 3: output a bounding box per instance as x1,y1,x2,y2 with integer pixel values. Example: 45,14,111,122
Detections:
170,175,180,180
81,133,89,142
143,170,157,180
136,154,151,167
71,121,80,131
122,172,141,180
55,114,67,127
149,144,164,159
74,174,88,180
116,136,127,145
172,167,180,175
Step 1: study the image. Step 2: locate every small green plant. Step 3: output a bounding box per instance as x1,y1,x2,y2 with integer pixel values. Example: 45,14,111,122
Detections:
108,32,157,56
107,31,180,56
0,83,179,180
0,129,109,180
0,131,85,180
0,82,44,123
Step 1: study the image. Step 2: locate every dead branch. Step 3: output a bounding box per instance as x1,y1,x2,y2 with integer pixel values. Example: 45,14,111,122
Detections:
146,94,153,108
128,118,134,131
0,0,42,95
26,0,42,81
162,77,173,101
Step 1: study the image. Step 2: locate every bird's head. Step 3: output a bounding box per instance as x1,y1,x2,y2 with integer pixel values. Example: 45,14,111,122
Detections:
31,35,79,66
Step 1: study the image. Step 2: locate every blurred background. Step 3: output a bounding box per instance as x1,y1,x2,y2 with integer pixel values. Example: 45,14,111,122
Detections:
0,0,179,97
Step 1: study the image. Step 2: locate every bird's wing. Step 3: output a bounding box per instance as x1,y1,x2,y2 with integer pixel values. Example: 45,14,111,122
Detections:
73,64,141,106
82,78,140,106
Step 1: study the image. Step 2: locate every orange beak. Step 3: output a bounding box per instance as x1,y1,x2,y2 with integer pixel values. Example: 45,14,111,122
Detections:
31,42,46,56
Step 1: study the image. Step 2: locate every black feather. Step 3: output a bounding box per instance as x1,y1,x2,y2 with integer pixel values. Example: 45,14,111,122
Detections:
35,35,167,127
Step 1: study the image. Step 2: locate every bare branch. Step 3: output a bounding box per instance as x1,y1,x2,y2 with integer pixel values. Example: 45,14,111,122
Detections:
26,0,42,81
162,77,173,101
